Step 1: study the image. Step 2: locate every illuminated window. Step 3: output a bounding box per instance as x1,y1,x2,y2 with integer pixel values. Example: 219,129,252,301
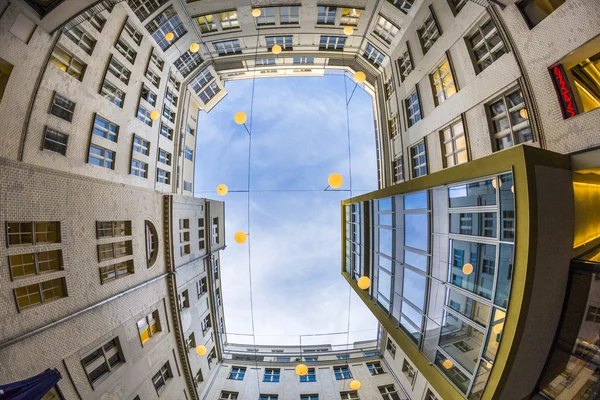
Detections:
219,11,239,30
7,221,60,245
440,119,468,168
341,8,361,26
389,113,400,138
430,58,456,105
487,89,532,151
137,310,161,344
197,14,217,33
49,45,86,81
9,250,63,278
517,0,565,28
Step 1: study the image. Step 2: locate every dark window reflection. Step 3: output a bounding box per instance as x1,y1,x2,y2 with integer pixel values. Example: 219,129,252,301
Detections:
449,212,497,238
449,180,496,207
495,244,514,308
499,173,515,242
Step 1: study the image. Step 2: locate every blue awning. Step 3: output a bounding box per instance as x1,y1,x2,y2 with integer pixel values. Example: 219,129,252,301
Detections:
0,368,61,400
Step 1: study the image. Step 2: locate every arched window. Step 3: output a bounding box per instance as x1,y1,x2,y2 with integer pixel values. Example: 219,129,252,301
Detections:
145,221,158,268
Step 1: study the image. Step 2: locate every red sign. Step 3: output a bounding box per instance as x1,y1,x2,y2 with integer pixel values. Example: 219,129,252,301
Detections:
550,64,578,119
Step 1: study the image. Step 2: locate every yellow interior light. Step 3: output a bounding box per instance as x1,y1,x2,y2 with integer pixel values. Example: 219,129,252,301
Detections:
217,184,229,196
328,173,343,188
493,323,504,334
357,276,371,290
252,8,262,17
150,110,160,121
272,44,282,54
189,43,200,53
195,345,207,356
511,185,514,193
343,26,354,35
165,32,174,41
296,364,308,376
350,380,361,390
234,231,247,244
519,108,528,119
462,263,473,275
234,112,247,125
354,71,366,83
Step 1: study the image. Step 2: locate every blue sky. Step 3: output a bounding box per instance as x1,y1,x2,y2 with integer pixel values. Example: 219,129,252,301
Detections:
195,74,379,346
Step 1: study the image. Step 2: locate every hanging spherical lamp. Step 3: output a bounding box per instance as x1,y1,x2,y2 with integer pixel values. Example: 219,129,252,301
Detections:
216,184,229,196
328,173,343,189
296,364,308,376
442,359,453,369
462,263,473,275
195,345,207,356
357,276,371,290
272,44,282,54
150,110,160,121
350,380,361,390
519,108,528,119
354,71,366,83
234,111,247,125
165,31,174,41
252,8,262,17
511,185,514,193
234,231,247,244
190,43,200,53
343,26,354,35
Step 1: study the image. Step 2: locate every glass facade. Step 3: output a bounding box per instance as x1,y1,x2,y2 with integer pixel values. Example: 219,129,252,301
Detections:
344,172,515,398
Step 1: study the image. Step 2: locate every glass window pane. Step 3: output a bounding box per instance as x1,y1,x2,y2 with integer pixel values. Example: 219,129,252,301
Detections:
400,316,421,343
439,311,484,373
495,244,514,308
446,289,490,327
402,300,423,329
449,212,497,238
403,268,426,310
378,228,393,257
405,213,428,251
449,180,496,207
378,255,392,273
499,173,515,242
378,197,393,211
483,308,506,362
435,351,471,394
468,360,492,400
378,214,393,226
404,249,428,272
378,268,392,302
449,240,496,300
404,192,427,209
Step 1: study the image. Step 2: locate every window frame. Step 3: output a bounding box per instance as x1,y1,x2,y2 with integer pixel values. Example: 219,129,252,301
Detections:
429,55,457,106
410,140,428,178
417,7,442,55
439,117,468,168
42,126,69,156
81,337,125,388
49,92,76,122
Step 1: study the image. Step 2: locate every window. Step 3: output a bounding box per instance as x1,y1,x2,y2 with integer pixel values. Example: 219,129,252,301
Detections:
440,119,467,168
183,181,192,191
108,56,131,84
49,46,86,81
341,8,360,26
136,106,152,126
152,362,173,394
393,158,403,183
9,250,63,278
367,361,385,375
63,26,96,55
281,6,299,24
190,68,213,93
386,339,396,358
146,6,187,51
99,260,134,283
124,19,142,45
219,392,238,400
401,360,416,384
260,396,278,400
256,58,276,66
145,220,158,268
202,313,212,334
187,125,195,136
300,396,318,400
169,73,181,91
145,68,160,88
97,241,133,261
418,11,441,55
215,40,242,56
130,159,148,178
334,366,352,380
387,0,414,13
162,106,175,123
115,37,136,64
6,221,60,246
182,146,193,161
264,368,280,382
197,277,207,298
81,338,124,386
166,90,178,107
320,36,346,50
425,389,439,400
294,57,314,64
160,124,173,140
364,43,384,66
88,145,115,169
88,13,106,32
200,81,220,103
195,368,204,384
50,93,75,122
374,16,399,44
0,57,12,103
128,0,168,21
266,36,293,51
158,149,171,165
431,57,456,105
448,0,467,15
256,8,275,26
340,392,359,400
488,89,532,151
174,50,203,78
150,50,164,71
379,385,401,400
517,0,565,28
197,14,217,33
43,127,68,155
137,310,160,344
405,89,421,127
100,80,125,108
468,19,506,73
141,85,157,106
337,355,350,360
219,11,239,30
317,6,336,24
398,46,413,82
587,305,600,323
198,218,206,250
410,141,427,178
228,367,246,380
212,217,219,244
300,368,316,382
14,278,65,309
96,221,131,238
180,218,190,255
